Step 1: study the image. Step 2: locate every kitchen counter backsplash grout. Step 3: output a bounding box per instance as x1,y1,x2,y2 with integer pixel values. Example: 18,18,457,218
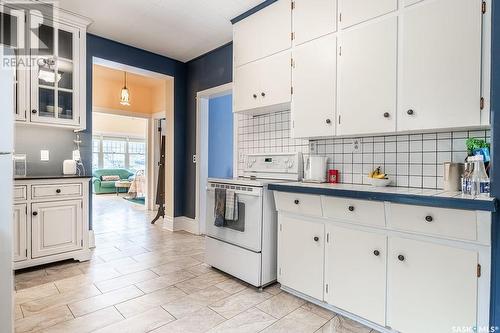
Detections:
237,110,490,190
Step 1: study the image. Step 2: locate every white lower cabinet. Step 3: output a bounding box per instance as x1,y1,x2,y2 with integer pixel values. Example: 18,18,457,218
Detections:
325,226,386,325
387,237,478,333
278,215,324,300
275,192,488,333
13,204,27,262
31,200,83,258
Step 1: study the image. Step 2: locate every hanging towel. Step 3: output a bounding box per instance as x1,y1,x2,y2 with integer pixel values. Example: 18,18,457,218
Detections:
225,190,239,221
214,188,226,227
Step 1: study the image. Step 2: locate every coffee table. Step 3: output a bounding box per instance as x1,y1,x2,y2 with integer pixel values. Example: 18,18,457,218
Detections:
115,180,132,196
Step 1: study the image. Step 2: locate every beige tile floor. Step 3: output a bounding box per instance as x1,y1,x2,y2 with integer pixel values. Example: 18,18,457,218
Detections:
14,194,378,333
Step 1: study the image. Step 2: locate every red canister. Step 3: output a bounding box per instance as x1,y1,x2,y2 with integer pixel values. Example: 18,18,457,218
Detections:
328,169,339,183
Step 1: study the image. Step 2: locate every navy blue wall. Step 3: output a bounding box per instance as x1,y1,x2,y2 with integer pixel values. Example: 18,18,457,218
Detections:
208,94,233,179
490,0,500,328
184,42,233,218
85,34,187,221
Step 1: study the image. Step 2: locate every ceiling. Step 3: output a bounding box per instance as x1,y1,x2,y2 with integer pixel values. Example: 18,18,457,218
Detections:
55,0,263,62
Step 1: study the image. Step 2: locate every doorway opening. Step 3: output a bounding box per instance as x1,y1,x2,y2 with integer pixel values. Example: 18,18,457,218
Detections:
195,83,234,235
91,57,175,233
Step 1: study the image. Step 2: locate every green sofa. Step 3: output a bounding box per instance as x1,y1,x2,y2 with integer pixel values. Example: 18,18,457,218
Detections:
92,169,134,194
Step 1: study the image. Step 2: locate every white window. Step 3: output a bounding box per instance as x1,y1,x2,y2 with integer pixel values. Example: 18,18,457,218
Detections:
92,135,146,173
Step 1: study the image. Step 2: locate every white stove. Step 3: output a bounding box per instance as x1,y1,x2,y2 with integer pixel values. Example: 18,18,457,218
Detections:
205,152,302,288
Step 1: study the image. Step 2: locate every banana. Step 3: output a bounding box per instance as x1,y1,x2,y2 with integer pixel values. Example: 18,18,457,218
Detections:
368,166,388,179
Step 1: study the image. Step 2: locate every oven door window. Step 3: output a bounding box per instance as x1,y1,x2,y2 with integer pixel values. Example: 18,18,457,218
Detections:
222,202,245,232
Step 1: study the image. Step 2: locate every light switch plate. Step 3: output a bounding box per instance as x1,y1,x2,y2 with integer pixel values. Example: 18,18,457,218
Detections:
40,150,49,161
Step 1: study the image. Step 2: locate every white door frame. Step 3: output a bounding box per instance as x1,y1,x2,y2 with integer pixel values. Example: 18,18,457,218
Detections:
195,82,234,235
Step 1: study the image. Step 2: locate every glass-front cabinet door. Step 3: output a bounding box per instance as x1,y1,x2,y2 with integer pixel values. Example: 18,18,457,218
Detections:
30,13,80,126
1,7,27,121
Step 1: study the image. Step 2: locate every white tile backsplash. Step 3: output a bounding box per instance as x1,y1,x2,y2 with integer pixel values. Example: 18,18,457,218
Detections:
237,110,490,190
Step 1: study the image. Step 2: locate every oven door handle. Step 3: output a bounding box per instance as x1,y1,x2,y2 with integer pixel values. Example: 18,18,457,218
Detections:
206,187,262,197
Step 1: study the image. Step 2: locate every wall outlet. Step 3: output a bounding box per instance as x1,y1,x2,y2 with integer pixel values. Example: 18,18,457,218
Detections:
40,150,50,161
309,141,318,154
351,139,361,153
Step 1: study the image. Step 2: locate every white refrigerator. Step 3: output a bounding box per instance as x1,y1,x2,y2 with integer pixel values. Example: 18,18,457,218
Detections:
0,59,14,332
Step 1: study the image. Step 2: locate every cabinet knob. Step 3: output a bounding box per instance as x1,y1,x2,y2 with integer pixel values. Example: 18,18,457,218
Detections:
373,250,380,256
32,211,38,216
348,205,355,212
313,236,319,242
398,254,405,262
252,94,257,99
383,112,390,118
31,109,37,114
294,199,300,205
425,215,433,223
56,189,61,194
325,119,332,124
407,109,414,115
261,92,266,97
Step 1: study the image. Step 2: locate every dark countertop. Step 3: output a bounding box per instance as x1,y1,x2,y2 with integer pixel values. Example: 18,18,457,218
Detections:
268,182,497,212
14,175,92,181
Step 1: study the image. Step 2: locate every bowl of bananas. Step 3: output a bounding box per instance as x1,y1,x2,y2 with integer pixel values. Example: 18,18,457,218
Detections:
367,167,392,187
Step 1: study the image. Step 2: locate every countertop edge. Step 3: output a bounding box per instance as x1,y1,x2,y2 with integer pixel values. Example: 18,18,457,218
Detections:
268,183,497,212
14,175,92,181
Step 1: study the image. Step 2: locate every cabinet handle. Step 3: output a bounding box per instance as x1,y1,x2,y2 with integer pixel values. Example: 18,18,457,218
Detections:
373,250,380,256
31,109,37,114
348,205,355,212
407,109,414,115
32,211,38,216
313,236,319,242
325,119,332,124
425,215,433,223
294,199,300,205
261,92,266,97
398,254,405,262
383,112,390,118
56,189,61,194
252,94,257,99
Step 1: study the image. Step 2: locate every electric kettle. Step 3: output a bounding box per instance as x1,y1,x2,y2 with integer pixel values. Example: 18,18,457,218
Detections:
303,155,328,183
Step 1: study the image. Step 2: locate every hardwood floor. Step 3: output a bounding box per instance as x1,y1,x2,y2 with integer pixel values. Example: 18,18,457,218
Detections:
14,194,377,333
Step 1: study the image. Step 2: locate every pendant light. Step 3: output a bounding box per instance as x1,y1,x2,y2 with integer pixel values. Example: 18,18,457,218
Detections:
120,71,130,106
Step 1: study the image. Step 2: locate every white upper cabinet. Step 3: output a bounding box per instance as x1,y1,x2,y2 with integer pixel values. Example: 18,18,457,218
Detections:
0,7,28,122
30,14,82,128
278,215,324,300
234,51,291,115
398,0,483,131
292,0,337,46
338,17,397,135
387,237,478,333
291,34,336,138
339,0,397,29
233,0,292,67
325,226,387,326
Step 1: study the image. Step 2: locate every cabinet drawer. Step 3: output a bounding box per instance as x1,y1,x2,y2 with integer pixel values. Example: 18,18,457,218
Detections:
389,204,477,241
32,183,82,199
321,196,385,227
274,192,322,217
14,186,27,201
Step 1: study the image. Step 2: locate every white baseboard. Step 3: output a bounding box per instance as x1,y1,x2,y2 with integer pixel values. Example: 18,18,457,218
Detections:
162,216,175,231
88,230,95,248
174,216,200,235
